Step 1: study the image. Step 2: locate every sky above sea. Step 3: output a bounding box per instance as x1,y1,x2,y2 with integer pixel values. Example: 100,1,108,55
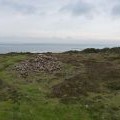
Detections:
0,0,120,44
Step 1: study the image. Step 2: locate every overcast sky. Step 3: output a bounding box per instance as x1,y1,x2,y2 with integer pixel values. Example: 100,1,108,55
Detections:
0,0,120,44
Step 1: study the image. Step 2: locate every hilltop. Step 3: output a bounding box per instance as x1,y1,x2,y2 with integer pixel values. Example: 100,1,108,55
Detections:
0,47,120,120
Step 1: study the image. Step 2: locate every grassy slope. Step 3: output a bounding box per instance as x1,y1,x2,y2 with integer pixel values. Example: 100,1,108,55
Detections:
0,52,120,120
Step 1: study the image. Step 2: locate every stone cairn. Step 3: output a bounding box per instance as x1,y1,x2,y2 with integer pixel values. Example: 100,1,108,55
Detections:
14,54,62,78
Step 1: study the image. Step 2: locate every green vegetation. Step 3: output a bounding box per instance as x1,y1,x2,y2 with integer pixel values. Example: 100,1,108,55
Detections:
81,47,120,53
0,48,120,120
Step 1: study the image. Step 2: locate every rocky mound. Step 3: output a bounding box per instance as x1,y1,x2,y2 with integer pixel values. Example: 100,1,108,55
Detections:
14,54,62,78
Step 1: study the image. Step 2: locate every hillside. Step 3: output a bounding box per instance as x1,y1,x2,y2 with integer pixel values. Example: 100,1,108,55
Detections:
0,48,120,120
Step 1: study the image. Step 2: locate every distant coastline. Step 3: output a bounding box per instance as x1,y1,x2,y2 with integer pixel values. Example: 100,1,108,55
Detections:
0,43,119,54
1,47,120,55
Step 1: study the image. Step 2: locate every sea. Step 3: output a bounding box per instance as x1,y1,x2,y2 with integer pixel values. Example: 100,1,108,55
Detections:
0,43,119,54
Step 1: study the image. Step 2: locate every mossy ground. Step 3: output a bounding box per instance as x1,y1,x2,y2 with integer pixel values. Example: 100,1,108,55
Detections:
0,52,120,120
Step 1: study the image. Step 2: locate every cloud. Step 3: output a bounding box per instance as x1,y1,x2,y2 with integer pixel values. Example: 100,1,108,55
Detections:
111,4,120,16
0,0,64,16
0,0,37,15
60,0,94,17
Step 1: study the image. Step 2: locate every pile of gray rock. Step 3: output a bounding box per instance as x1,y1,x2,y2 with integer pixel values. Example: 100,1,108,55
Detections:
14,54,62,78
